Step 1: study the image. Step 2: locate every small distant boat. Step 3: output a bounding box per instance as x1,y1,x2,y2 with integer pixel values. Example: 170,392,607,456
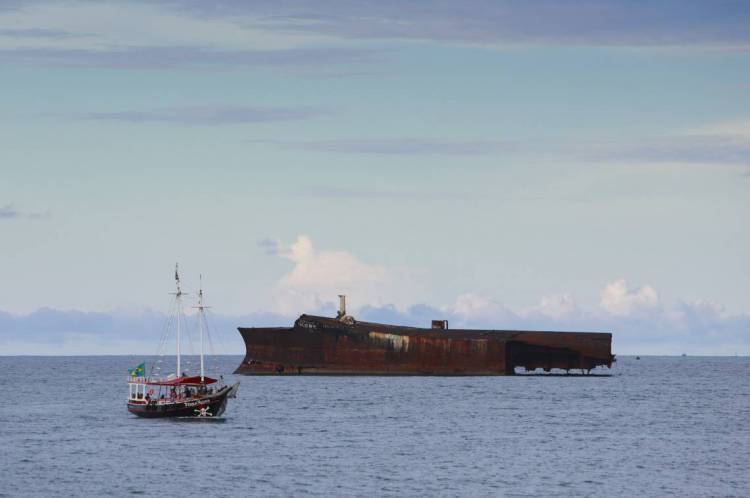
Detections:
127,265,239,418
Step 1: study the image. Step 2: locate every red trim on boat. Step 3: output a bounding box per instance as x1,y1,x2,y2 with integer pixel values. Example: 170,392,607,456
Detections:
146,376,218,386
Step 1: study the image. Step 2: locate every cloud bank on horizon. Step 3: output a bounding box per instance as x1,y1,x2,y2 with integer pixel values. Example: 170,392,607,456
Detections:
1,236,747,356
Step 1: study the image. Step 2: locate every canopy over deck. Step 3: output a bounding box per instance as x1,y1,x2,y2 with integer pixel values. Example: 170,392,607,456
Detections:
146,376,218,386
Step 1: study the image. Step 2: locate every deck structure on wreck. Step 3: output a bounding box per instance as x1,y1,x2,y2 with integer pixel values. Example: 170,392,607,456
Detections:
235,297,614,376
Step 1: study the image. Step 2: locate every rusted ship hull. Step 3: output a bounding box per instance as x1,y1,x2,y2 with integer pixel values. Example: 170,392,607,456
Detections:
235,314,614,376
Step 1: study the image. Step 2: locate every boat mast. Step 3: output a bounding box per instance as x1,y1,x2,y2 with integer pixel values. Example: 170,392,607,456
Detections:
174,263,182,378
198,274,205,383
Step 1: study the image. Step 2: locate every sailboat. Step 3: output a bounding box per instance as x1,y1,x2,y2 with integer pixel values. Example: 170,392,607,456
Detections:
127,265,239,418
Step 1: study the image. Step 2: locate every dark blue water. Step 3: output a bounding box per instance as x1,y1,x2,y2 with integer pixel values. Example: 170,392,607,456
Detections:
1,356,748,497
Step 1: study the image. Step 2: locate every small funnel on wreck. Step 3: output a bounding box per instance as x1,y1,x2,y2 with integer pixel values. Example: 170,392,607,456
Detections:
337,295,346,318
336,294,356,325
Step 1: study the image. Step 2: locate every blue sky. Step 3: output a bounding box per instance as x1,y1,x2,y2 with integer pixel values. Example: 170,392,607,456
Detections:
1,0,749,355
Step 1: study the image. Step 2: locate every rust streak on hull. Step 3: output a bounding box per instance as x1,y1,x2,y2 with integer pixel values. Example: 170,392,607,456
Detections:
235,314,614,376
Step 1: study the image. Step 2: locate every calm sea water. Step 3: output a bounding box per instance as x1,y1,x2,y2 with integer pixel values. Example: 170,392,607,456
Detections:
1,356,748,497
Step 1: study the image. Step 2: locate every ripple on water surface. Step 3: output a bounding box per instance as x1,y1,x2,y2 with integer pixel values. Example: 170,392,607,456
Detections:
1,355,748,497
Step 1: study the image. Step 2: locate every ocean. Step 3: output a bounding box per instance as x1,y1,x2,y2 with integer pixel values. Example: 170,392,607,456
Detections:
1,355,748,497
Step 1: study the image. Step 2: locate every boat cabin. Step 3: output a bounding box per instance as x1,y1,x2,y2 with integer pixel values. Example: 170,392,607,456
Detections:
127,378,149,402
127,375,219,404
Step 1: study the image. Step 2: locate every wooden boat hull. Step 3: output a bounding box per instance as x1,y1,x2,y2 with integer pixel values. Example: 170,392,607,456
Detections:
127,385,235,418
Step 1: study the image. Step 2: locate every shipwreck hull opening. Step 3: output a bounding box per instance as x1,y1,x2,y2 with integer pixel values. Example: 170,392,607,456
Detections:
504,341,612,374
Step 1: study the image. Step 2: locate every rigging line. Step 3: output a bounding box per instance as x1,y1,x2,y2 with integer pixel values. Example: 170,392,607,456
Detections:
179,283,200,368
155,297,176,358
203,312,219,374
176,296,194,374
205,314,224,377
204,310,229,376
155,295,180,376
203,313,216,356
180,289,195,375
192,285,219,364
157,298,176,352
204,308,227,356
202,312,220,371
203,312,220,372
182,301,197,366
148,296,177,379
158,314,175,364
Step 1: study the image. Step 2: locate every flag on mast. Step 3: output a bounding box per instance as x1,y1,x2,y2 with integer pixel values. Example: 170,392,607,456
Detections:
129,363,145,377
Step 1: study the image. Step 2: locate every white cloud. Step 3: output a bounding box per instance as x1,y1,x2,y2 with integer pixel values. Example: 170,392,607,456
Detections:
449,292,507,320
450,292,577,323
271,235,394,315
533,293,577,319
599,278,660,316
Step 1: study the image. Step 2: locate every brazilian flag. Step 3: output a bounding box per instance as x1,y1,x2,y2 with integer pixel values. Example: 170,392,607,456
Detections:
129,362,145,378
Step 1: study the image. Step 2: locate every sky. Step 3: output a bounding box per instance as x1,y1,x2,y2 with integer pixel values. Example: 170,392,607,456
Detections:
1,0,749,356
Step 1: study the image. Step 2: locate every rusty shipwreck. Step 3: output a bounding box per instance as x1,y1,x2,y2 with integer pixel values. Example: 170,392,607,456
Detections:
235,296,614,376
